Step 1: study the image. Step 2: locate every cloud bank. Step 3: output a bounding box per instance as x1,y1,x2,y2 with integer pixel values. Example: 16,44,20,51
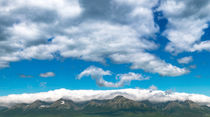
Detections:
78,66,149,87
0,88,210,107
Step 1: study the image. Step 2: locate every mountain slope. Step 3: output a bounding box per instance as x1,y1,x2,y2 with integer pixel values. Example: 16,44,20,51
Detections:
0,96,210,117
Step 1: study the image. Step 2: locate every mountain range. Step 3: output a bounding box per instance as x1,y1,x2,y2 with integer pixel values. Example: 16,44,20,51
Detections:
0,96,210,117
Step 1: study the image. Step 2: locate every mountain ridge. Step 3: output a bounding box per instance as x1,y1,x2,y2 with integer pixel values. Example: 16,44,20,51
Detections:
0,96,210,117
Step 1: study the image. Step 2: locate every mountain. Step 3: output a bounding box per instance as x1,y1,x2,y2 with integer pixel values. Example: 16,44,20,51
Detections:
50,98,80,110
0,96,210,117
82,96,149,113
8,100,52,111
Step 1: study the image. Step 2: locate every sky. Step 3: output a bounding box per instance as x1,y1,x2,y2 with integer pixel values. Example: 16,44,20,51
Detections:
0,0,210,98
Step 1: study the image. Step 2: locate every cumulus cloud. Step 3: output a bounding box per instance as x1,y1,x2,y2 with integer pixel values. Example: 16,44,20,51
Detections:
40,72,55,78
77,66,111,79
0,88,210,107
0,0,83,68
113,0,159,35
110,52,188,76
0,0,188,76
159,0,210,53
0,0,83,18
177,56,193,64
78,66,149,87
53,21,188,76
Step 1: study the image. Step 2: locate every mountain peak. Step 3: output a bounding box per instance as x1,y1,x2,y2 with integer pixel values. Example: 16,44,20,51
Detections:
26,100,51,109
183,100,200,109
50,98,79,110
184,100,195,104
32,100,45,104
113,95,129,101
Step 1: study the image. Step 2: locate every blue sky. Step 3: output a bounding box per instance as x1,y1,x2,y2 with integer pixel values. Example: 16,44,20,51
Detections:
0,0,210,96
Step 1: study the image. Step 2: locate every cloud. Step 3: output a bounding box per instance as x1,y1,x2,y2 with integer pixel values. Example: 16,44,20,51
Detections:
1,0,83,19
0,88,210,107
53,21,188,76
77,66,111,79
177,56,193,64
19,74,33,78
78,66,149,87
40,72,55,78
149,85,158,90
192,41,210,52
189,65,196,69
0,0,83,68
112,0,159,35
158,0,210,53
110,52,188,76
0,0,188,76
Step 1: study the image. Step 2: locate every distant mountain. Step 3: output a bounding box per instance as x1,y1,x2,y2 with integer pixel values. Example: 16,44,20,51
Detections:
50,98,80,110
0,96,210,117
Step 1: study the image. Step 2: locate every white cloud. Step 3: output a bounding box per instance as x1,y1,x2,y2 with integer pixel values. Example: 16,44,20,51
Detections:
40,72,55,78
52,21,188,76
0,0,189,76
159,0,210,53
177,56,193,64
77,66,111,79
78,66,148,87
53,21,157,62
113,0,159,35
0,0,82,18
0,0,82,68
0,88,210,107
192,41,210,51
149,85,158,90
110,52,188,76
